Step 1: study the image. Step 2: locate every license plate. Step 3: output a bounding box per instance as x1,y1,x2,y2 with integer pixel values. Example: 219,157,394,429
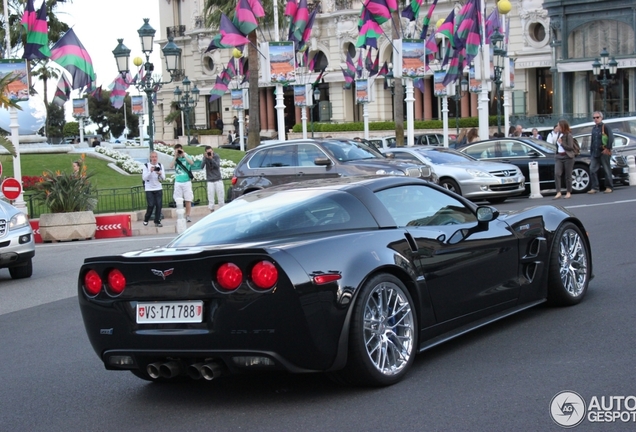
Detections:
501,177,519,184
623,167,629,174
136,301,204,324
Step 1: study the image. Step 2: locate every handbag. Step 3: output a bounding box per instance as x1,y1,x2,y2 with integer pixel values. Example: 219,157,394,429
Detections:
602,124,609,146
176,158,194,180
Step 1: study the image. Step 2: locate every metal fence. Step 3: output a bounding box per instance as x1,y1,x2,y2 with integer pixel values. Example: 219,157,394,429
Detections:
24,181,219,218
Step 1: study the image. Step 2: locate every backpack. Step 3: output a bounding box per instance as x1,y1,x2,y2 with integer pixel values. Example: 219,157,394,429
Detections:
572,138,580,156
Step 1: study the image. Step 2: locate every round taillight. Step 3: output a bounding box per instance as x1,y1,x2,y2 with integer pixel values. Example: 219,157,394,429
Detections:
251,261,278,290
217,263,243,291
107,269,127,295
84,270,102,296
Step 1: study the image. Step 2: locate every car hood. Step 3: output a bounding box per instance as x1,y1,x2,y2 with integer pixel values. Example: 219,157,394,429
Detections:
0,200,19,219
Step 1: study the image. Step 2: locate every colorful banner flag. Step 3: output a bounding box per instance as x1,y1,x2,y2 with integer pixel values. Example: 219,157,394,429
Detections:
50,29,96,90
436,9,455,45
207,14,250,52
51,74,72,107
297,8,318,52
247,0,265,18
484,6,501,44
418,0,439,39
289,0,309,45
452,0,481,52
108,73,131,109
401,0,423,22
356,8,384,48
21,0,51,60
234,0,259,36
285,0,298,18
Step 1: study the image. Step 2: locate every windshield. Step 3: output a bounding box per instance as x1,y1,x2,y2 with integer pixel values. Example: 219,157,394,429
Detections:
415,149,477,164
168,189,378,247
321,139,383,162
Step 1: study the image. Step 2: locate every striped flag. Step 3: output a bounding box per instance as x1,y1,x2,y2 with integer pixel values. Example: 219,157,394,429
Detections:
247,0,265,18
356,50,364,78
234,0,259,36
108,73,131,109
51,74,72,107
436,10,455,45
289,0,309,46
207,14,249,52
401,0,423,22
50,29,96,90
378,61,389,77
21,0,51,60
297,8,318,52
284,0,298,18
209,75,229,102
484,7,501,44
419,0,439,39
452,0,481,52
356,8,384,48
424,30,438,71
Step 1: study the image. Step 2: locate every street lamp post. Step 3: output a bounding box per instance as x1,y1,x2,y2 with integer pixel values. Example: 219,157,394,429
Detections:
112,18,182,153
592,48,618,115
385,67,395,117
310,87,321,138
173,76,200,145
491,29,506,137
452,78,468,136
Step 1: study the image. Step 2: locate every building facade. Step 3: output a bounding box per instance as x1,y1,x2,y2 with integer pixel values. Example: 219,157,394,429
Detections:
152,0,636,141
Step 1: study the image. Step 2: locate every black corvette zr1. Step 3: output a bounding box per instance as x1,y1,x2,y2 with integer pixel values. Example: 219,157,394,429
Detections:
78,176,593,386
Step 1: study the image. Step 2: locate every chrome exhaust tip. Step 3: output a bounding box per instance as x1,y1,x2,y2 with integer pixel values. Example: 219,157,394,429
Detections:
159,360,182,379
146,362,162,379
201,361,225,381
187,363,205,380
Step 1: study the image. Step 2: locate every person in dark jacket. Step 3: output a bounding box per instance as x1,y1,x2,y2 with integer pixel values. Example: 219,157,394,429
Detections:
202,146,224,212
588,111,615,194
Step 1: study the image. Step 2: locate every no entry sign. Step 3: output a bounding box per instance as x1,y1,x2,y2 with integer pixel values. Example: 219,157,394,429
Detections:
1,177,22,200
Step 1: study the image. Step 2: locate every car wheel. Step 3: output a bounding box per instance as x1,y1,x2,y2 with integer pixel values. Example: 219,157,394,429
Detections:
571,165,590,193
339,273,417,386
439,178,461,195
547,222,590,306
9,259,32,279
487,197,507,204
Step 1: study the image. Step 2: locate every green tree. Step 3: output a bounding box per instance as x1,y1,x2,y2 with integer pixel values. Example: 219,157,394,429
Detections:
63,121,79,137
86,90,139,139
204,0,285,149
32,62,59,137
46,102,65,138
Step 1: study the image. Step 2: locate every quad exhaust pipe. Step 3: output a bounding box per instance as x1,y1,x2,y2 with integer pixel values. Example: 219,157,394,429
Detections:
147,360,226,380
146,361,183,379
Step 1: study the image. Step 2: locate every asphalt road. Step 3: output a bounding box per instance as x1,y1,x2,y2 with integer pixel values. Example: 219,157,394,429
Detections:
1,188,636,431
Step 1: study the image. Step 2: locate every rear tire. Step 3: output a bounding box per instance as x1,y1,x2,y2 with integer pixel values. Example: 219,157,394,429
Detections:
547,222,590,306
9,259,32,279
334,273,417,386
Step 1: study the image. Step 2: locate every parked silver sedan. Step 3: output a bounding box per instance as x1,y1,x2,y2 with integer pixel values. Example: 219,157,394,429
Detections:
382,147,525,203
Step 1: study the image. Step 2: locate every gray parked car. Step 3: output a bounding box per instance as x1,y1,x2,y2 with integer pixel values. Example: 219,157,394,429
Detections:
230,138,435,199
382,147,525,203
0,200,35,279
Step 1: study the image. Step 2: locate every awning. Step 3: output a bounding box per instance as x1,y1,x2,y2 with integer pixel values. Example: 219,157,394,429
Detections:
557,58,636,73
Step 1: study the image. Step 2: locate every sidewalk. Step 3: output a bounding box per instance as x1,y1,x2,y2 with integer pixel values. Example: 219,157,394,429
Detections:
131,205,212,236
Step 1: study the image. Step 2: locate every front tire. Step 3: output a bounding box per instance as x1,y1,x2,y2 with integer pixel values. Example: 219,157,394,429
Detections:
547,222,590,306
439,178,461,196
9,259,32,279
337,274,417,386
571,165,590,193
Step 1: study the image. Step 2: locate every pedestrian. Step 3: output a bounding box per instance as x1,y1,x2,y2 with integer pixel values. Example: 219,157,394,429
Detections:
72,160,82,174
170,143,195,222
227,130,234,144
546,124,560,144
202,146,225,212
553,119,575,200
508,125,517,137
515,124,523,137
233,115,239,131
467,128,479,143
531,128,543,140
588,111,614,194
142,151,165,227
215,115,224,132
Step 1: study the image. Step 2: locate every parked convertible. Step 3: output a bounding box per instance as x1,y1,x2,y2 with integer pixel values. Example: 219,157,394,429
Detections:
79,176,592,386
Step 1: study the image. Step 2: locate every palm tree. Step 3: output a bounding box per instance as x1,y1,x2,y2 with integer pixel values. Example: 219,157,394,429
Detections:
32,62,59,138
204,0,285,149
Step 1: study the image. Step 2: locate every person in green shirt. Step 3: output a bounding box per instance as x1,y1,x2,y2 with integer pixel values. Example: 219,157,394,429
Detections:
170,143,194,222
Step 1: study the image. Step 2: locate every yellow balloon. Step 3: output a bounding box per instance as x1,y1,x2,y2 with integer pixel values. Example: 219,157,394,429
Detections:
133,56,143,67
498,0,512,15
232,48,243,59
436,18,445,29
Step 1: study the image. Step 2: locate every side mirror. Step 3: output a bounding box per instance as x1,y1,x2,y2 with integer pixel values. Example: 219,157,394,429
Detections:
476,206,499,223
314,157,333,166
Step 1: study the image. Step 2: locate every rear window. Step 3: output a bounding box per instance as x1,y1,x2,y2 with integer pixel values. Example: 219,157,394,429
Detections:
168,189,378,247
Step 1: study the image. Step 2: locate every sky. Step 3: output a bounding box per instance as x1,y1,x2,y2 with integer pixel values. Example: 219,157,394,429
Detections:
51,0,162,104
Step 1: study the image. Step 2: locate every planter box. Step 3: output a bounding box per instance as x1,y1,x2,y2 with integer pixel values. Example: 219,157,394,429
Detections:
39,211,97,242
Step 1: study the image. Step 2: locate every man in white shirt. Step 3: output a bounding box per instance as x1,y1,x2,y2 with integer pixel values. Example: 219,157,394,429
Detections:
142,151,165,227
546,124,560,144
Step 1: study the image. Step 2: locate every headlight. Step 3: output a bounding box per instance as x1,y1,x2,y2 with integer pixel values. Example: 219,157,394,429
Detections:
465,169,493,178
376,169,405,176
9,212,29,230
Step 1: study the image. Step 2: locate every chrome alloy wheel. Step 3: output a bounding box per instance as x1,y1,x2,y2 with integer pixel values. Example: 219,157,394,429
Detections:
558,228,588,297
571,167,590,192
362,282,415,376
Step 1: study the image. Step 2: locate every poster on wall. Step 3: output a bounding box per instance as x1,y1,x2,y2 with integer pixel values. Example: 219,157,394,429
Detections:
294,85,308,107
356,79,369,104
131,95,145,115
433,71,447,97
469,66,481,93
401,39,426,78
73,98,89,118
0,59,29,102
268,42,296,84
505,58,515,88
231,89,244,110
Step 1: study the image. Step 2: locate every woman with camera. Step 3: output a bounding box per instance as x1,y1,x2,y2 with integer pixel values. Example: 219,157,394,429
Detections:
203,146,224,212
142,151,165,227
